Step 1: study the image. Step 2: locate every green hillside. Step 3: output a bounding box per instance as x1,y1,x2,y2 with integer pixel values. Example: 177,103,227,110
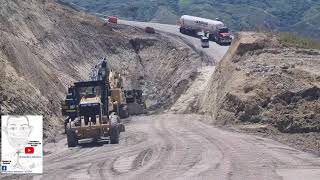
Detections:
61,0,320,39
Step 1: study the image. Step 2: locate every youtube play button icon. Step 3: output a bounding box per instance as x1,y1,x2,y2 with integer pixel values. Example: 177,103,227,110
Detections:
25,147,34,154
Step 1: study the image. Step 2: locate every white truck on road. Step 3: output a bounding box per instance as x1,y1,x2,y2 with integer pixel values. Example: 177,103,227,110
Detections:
200,36,209,48
178,15,232,45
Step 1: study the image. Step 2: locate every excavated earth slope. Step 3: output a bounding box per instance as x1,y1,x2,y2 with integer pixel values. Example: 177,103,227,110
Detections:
200,32,320,154
0,0,204,140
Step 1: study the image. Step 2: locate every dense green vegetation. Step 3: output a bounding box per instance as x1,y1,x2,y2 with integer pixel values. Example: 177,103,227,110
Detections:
278,33,320,50
62,0,320,39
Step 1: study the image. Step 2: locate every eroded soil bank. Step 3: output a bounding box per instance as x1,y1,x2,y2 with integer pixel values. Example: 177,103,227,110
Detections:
0,0,205,140
200,32,320,154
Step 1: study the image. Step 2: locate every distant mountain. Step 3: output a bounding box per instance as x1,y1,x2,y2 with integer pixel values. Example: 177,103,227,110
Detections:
61,0,320,39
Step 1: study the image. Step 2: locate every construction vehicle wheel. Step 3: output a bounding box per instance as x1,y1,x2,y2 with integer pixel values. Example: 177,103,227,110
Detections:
64,118,70,134
110,125,119,144
64,124,67,134
110,115,120,144
119,123,125,132
66,130,78,147
119,105,129,119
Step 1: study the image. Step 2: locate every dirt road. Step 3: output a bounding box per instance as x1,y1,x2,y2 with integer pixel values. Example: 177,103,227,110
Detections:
3,114,320,180
2,19,319,179
118,20,229,112
119,20,229,63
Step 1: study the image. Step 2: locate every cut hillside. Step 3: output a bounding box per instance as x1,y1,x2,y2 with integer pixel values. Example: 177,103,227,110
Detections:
0,0,205,140
199,32,320,154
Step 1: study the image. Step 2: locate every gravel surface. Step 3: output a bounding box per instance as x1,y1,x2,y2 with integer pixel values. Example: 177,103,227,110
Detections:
2,114,320,180
1,1,320,179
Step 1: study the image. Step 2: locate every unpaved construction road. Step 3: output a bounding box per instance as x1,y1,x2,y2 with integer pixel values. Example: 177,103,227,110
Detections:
118,20,229,113
4,114,320,180
2,21,320,180
119,20,229,62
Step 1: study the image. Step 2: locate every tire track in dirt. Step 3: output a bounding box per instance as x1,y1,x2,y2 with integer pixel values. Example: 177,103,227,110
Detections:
3,114,320,180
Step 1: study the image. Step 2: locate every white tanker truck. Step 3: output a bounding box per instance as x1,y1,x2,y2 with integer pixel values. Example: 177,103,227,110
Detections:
178,15,232,45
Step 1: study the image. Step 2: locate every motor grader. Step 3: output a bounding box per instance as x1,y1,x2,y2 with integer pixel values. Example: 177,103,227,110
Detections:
61,59,125,147
108,71,129,119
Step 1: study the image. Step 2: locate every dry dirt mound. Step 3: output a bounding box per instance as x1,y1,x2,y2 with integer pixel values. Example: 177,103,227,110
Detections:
200,32,320,154
0,0,204,140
